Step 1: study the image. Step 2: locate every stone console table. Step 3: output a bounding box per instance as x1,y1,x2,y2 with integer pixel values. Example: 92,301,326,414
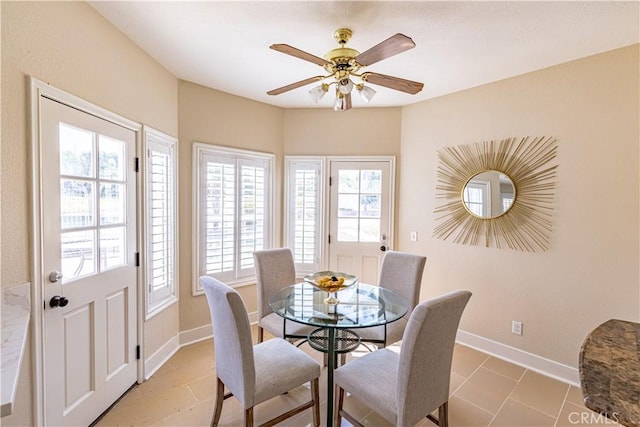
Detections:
579,319,640,427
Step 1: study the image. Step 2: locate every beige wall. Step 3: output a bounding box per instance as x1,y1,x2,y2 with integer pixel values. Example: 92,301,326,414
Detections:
1,2,179,424
283,108,401,156
399,44,640,367
177,80,284,331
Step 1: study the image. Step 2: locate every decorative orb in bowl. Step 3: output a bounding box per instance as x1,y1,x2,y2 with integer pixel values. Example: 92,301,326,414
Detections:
304,271,357,292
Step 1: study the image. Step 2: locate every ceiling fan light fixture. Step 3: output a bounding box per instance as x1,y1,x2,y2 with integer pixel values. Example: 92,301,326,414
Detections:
308,83,329,103
358,84,377,103
337,77,354,95
333,91,345,111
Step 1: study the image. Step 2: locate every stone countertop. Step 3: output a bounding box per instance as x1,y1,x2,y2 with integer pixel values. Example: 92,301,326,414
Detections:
579,319,640,427
1,283,31,417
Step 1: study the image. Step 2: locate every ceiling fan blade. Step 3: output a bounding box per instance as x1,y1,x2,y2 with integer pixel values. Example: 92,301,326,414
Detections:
267,76,323,96
270,44,331,67
363,72,424,95
355,33,416,66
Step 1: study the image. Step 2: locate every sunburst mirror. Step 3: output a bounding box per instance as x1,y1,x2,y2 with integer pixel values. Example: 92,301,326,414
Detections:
433,136,558,252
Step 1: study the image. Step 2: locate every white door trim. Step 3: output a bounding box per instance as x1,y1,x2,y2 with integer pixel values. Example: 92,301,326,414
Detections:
29,78,144,426
324,156,396,270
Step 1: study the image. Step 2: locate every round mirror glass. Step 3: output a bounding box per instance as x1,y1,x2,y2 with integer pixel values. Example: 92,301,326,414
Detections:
462,171,516,218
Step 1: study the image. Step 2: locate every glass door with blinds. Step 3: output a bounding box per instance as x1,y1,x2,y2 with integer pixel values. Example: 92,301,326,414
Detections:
284,156,394,281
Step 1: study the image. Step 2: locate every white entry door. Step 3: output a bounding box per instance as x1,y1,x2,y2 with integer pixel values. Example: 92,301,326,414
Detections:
40,97,138,426
328,160,393,284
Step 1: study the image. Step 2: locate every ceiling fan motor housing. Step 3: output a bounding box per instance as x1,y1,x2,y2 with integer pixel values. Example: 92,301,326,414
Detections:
333,28,353,45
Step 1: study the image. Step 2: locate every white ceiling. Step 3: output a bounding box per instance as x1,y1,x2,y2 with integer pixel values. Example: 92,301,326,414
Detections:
89,1,639,109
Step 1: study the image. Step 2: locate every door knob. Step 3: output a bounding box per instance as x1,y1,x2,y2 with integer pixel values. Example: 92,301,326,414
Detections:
380,245,387,252
48,271,63,283
49,296,69,308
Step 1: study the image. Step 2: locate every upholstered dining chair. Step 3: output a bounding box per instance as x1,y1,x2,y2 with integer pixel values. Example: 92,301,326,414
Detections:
254,248,315,343
334,290,472,427
358,251,426,348
200,276,321,427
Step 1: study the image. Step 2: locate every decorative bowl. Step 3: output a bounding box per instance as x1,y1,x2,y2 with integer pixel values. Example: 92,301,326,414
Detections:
304,271,357,292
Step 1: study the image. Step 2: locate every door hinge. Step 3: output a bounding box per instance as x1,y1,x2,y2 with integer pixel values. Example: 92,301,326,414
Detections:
329,176,332,186
135,252,140,267
134,157,140,173
328,234,331,244
136,345,141,360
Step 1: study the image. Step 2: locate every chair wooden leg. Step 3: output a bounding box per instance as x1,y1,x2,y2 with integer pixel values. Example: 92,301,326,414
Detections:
340,352,347,366
426,401,448,426
211,377,225,427
336,385,363,427
244,407,254,427
335,386,345,427
439,402,448,427
257,326,264,343
311,378,320,427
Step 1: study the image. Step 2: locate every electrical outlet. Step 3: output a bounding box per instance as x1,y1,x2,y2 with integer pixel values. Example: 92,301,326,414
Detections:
410,231,418,242
512,320,523,336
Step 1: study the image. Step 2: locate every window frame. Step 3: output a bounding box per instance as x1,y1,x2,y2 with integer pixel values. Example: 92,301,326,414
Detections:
284,156,326,275
192,143,274,295
143,126,178,319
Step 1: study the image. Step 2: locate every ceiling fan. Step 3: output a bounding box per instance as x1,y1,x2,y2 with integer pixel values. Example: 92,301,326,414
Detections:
267,28,424,111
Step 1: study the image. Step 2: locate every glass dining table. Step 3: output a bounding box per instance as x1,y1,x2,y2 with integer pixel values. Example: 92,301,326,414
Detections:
269,281,408,427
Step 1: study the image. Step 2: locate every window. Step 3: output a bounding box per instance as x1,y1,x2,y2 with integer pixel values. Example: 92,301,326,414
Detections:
285,157,325,274
144,126,178,317
194,143,273,292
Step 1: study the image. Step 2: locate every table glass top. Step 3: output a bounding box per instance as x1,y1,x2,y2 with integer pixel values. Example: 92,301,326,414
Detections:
268,282,408,329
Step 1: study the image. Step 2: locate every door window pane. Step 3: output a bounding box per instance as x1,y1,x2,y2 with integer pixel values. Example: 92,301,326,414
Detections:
61,179,95,229
100,183,125,225
99,135,125,181
359,219,380,242
338,194,359,217
360,195,380,218
59,123,94,178
100,227,126,270
337,218,358,242
61,230,96,281
338,170,359,193
361,170,381,193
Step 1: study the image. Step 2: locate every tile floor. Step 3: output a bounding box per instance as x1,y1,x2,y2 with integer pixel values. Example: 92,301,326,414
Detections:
96,328,620,427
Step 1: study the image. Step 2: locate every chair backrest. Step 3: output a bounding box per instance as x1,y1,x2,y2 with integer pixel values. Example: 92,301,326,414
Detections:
396,290,472,427
200,276,257,408
253,248,296,319
378,251,427,314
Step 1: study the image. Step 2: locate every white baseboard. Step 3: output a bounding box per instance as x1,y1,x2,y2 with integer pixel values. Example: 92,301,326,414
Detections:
456,329,580,386
177,311,259,347
248,310,258,325
144,335,179,380
179,323,213,347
